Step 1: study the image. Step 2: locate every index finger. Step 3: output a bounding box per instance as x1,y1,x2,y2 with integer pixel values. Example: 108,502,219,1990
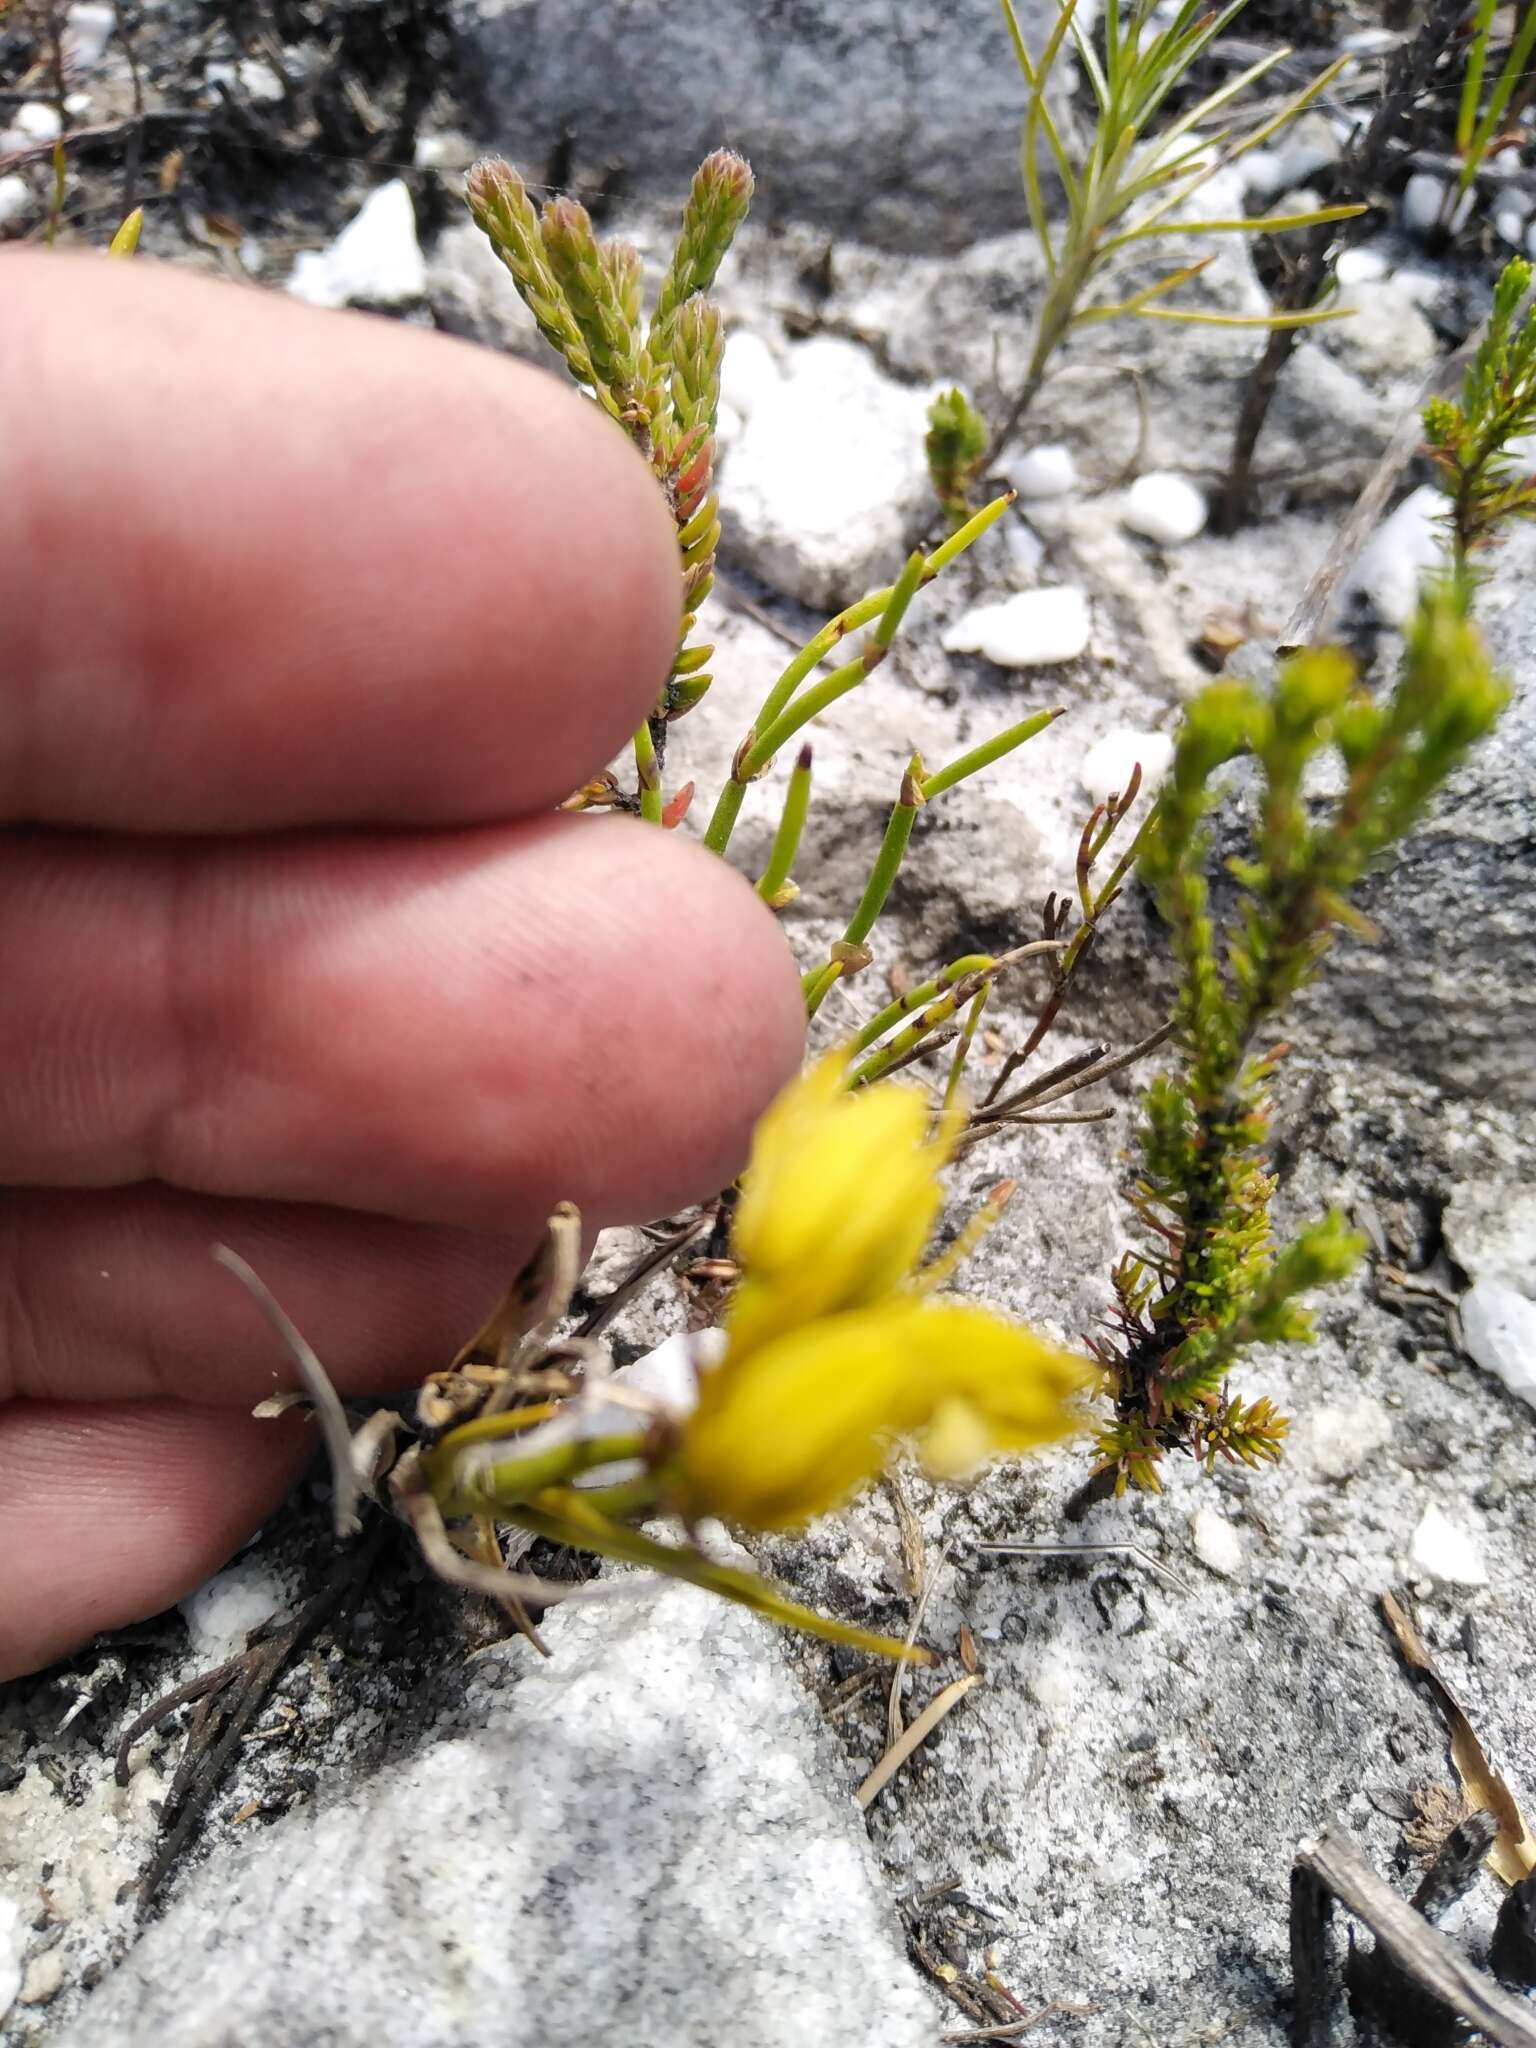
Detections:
0,253,680,830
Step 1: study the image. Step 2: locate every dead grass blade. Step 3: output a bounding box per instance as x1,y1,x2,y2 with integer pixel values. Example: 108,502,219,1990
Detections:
857,1673,981,1812
1381,1588,1536,1886
215,1244,361,1540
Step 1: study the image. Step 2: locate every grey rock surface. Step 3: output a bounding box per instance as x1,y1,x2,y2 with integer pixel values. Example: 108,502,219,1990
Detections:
719,335,935,609
1294,518,1536,1109
46,1573,936,2048
447,0,1060,251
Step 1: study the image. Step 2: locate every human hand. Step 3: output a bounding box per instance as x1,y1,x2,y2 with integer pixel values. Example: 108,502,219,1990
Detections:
0,254,804,1681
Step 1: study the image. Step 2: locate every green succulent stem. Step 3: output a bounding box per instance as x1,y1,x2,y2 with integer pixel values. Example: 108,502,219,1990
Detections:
756,744,814,905
701,497,1012,858
852,955,999,1058
803,707,1063,1021
506,1498,919,1662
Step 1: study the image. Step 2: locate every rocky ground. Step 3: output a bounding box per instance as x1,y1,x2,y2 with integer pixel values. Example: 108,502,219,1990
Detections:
2,4,1534,2045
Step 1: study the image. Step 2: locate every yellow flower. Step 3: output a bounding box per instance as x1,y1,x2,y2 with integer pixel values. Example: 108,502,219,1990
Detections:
725,1049,952,1360
675,1299,1089,1531
665,1048,1091,1532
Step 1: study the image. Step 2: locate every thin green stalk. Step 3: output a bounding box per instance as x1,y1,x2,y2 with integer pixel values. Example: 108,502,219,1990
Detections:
848,942,1063,1084
943,984,992,1116
808,703,1064,1021
508,1498,922,1661
701,496,1011,858
704,777,749,857
756,744,814,903
45,138,66,246
801,960,843,1010
747,652,880,775
922,707,1065,800
1102,203,1363,253
1460,0,1536,189
426,1431,649,1519
1458,0,1498,155
851,985,975,1084
843,757,925,950
851,954,998,1056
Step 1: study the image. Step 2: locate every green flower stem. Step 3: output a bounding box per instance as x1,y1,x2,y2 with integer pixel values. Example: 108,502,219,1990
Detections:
1455,0,1536,199
634,720,664,824
851,986,971,1086
747,651,873,774
508,1497,923,1662
921,706,1065,801
872,549,926,651
704,776,749,857
846,945,1065,1085
700,496,1012,859
424,1431,649,1520
1102,203,1363,254
756,744,814,903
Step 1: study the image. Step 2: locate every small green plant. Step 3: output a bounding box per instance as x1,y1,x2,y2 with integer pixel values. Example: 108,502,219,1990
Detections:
1424,257,1536,580
1444,0,1536,229
927,0,1364,511
467,151,1137,1055
1083,580,1508,1499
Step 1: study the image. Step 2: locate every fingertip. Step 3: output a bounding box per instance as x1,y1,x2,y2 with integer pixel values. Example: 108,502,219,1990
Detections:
0,255,684,828
578,822,807,1219
0,1400,305,1681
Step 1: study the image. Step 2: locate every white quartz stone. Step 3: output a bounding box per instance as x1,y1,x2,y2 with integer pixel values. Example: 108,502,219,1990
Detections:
1408,1505,1487,1587
1080,727,1174,806
1461,1281,1536,1412
1402,172,1473,238
288,179,425,309
1122,471,1208,545
720,329,782,420
1002,443,1078,500
1191,1508,1245,1579
942,586,1091,668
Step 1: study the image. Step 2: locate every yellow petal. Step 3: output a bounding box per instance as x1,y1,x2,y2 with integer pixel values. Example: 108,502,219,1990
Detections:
677,1299,1090,1532
680,1304,931,1530
728,1050,949,1353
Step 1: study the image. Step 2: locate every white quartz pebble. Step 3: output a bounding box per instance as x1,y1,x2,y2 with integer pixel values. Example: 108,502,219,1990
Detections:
1408,1505,1487,1587
1122,472,1208,545
1347,484,1447,628
1191,1508,1245,1579
942,586,1090,668
9,101,62,145
1080,727,1174,806
64,2,114,68
720,330,781,420
1336,245,1389,285
1003,443,1078,500
1402,172,1473,238
1461,1280,1536,1412
288,179,425,309
1305,1395,1392,1480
